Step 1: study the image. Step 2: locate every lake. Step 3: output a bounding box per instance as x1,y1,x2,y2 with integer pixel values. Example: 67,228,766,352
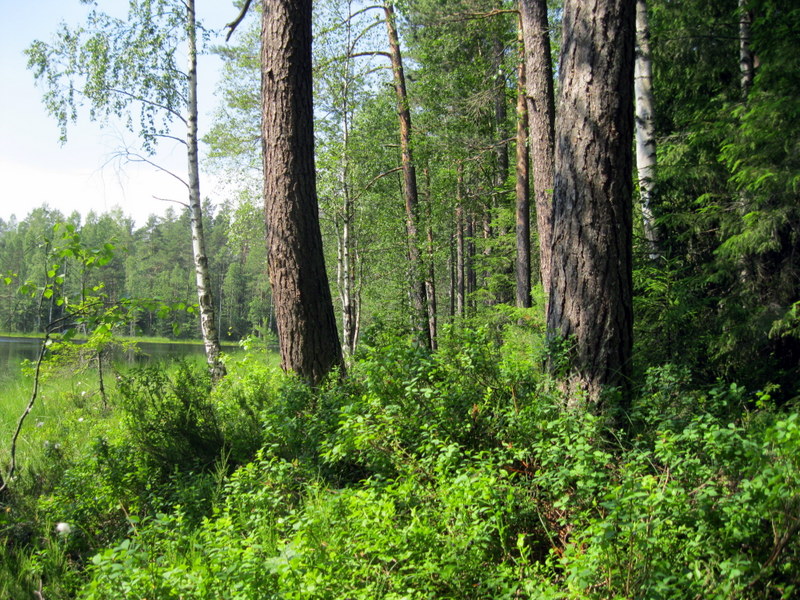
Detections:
0,335,237,382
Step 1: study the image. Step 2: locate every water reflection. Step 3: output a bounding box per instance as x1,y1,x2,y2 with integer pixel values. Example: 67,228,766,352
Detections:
0,336,238,381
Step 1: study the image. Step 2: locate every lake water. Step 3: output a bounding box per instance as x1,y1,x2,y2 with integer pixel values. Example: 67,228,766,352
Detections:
0,336,236,382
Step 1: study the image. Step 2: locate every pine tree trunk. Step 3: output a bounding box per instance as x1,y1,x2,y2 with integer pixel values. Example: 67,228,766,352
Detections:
383,1,430,347
515,34,532,308
634,0,660,259
519,0,556,297
261,0,344,384
187,0,225,381
547,0,636,406
466,212,476,313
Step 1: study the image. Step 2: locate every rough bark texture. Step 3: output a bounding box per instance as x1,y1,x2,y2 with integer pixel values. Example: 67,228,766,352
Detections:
383,1,430,347
634,0,659,259
519,0,556,296
261,0,344,384
187,0,225,381
547,0,636,405
466,213,476,310
515,37,532,308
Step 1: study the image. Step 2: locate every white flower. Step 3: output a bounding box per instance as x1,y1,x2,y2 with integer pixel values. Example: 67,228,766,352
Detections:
55,522,72,535
77,418,84,423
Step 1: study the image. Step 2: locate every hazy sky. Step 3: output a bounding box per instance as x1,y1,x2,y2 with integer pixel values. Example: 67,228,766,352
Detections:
0,0,242,227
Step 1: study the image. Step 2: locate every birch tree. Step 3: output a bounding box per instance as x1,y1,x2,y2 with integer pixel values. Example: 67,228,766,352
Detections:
26,0,226,379
634,0,659,258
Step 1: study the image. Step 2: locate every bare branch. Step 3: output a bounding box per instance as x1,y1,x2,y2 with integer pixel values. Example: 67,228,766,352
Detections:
153,194,190,208
113,149,190,189
345,4,385,23
105,88,187,124
0,334,49,495
353,165,404,201
349,51,392,60
153,133,188,146
225,0,254,42
445,8,519,23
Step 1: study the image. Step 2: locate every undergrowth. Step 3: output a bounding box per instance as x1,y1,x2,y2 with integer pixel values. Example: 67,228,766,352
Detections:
1,324,798,599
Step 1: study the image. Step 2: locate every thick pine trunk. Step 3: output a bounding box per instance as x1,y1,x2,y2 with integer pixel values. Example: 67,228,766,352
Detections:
519,0,556,297
383,1,430,347
515,35,532,308
187,0,225,381
261,0,344,384
634,0,659,259
547,0,636,405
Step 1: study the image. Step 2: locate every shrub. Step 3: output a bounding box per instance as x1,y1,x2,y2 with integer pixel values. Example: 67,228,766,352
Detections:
115,361,223,470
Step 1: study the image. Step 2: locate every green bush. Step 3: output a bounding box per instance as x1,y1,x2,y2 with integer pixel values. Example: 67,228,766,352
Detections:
115,361,223,470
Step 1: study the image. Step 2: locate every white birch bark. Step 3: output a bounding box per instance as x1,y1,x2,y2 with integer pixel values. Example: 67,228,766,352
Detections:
187,0,225,380
634,0,659,259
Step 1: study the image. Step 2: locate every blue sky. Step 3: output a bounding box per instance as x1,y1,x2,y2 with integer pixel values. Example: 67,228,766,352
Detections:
0,0,241,227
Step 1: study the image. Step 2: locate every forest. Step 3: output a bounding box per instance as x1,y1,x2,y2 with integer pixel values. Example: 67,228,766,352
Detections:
1,0,799,598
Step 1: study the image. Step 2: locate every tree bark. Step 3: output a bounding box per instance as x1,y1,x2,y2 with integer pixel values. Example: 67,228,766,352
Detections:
455,166,466,317
519,0,556,297
187,0,225,381
261,0,344,384
383,1,430,347
423,168,438,349
739,0,754,97
515,32,532,308
634,0,659,259
547,0,636,405
466,211,476,313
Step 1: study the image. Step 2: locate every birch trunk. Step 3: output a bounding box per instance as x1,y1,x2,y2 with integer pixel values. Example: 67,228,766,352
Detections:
635,0,659,259
423,169,437,349
455,166,466,317
739,0,754,97
187,0,225,381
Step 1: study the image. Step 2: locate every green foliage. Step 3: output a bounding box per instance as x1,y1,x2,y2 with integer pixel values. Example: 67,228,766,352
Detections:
3,326,800,599
25,0,200,151
115,361,222,470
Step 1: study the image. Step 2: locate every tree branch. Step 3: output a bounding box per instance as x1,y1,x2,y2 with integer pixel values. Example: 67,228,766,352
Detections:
153,195,190,209
225,0,254,42
349,51,392,60
105,88,187,124
153,133,188,146
113,149,190,189
444,8,519,23
353,165,404,201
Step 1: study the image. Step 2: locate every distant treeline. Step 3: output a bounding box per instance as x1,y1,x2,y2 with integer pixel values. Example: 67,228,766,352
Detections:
0,204,273,341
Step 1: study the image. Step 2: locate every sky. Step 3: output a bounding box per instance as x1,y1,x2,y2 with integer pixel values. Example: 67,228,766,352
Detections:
0,0,243,228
